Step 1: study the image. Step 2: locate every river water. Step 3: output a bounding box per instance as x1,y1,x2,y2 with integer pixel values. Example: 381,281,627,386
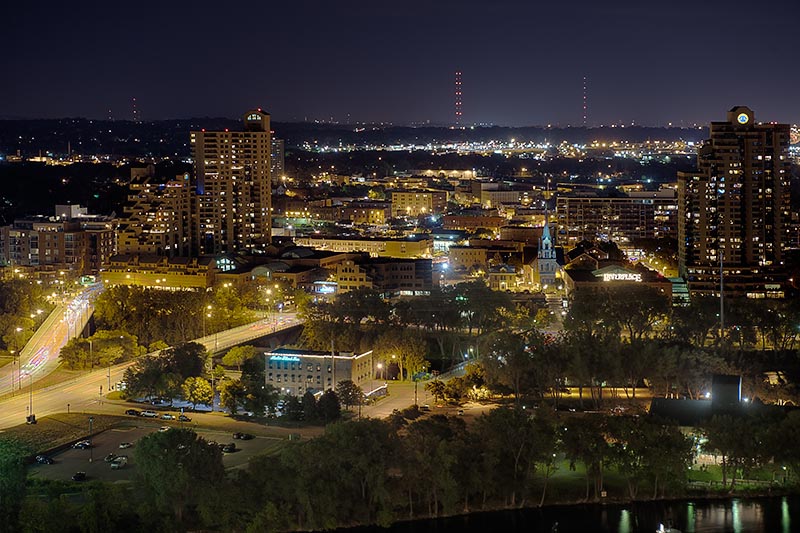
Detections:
340,496,799,532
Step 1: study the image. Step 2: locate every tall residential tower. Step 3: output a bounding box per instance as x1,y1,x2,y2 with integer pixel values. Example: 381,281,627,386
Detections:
678,106,791,297
191,110,272,255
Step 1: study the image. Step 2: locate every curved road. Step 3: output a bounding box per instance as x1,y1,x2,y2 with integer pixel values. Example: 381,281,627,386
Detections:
0,284,98,397
0,313,302,430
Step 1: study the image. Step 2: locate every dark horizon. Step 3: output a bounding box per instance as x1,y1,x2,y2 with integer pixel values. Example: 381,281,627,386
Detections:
3,1,799,126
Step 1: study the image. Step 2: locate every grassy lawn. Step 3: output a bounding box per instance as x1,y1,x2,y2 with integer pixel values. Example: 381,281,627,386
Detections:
1,413,130,455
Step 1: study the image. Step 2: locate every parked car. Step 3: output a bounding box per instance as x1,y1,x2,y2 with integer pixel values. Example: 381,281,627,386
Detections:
457,409,465,416
140,410,158,418
104,453,118,463
151,398,172,406
420,404,431,412
110,456,128,470
222,443,237,453
125,409,139,416
35,455,54,465
119,442,133,449
72,440,92,449
158,426,170,432
233,432,254,440
160,413,175,420
178,414,191,422
71,472,87,481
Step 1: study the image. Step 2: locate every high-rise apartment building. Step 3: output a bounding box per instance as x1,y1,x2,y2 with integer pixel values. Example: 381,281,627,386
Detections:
271,137,285,184
678,106,791,297
117,174,194,257
191,110,272,255
556,188,678,244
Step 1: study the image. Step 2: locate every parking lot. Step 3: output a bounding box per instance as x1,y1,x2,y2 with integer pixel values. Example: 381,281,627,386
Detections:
28,422,286,483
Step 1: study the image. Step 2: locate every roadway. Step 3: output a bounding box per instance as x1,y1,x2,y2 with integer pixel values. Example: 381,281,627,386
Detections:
0,313,302,430
0,284,98,397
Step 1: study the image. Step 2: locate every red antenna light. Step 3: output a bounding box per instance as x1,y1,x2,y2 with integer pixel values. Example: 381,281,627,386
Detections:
454,71,462,127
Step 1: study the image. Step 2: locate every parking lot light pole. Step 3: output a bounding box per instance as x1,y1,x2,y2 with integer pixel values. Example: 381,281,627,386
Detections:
88,416,94,462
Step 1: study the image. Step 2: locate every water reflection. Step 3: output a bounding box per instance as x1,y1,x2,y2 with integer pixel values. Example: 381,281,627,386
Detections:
352,495,800,533
782,496,790,533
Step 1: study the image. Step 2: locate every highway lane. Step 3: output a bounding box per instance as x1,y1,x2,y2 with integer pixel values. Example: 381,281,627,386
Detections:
0,284,98,397
0,313,302,430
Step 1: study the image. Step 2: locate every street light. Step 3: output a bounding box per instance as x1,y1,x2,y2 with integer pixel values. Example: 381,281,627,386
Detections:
202,305,212,338
13,327,22,392
88,416,94,462
27,371,34,424
376,363,383,380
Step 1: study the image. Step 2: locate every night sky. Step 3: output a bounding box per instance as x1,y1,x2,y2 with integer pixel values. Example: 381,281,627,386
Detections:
3,0,798,126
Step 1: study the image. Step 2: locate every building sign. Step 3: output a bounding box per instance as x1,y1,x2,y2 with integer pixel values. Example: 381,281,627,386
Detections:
602,272,642,282
270,355,301,363
247,113,262,121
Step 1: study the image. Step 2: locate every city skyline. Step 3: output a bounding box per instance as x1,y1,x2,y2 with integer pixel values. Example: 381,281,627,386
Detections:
3,1,799,126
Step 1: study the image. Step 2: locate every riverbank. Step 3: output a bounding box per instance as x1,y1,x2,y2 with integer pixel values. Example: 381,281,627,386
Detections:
335,494,800,533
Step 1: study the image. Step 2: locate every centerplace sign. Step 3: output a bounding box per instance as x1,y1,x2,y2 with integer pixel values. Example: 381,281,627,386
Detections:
602,272,642,282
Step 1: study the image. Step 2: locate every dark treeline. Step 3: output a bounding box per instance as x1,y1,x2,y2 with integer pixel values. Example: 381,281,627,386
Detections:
5,407,800,532
300,285,800,406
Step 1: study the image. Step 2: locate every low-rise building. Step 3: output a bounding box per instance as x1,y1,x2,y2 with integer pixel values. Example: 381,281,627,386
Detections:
334,257,433,295
294,235,431,259
442,214,506,232
264,347,375,396
101,255,215,289
391,191,447,217
0,205,115,275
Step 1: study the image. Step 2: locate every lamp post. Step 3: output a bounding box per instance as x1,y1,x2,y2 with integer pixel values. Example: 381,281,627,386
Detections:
376,362,383,380
88,416,94,463
10,350,15,394
28,371,33,424
13,327,22,392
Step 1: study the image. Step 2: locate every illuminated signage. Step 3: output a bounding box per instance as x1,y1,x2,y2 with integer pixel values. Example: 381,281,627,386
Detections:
737,113,749,125
602,272,642,282
270,355,301,363
247,113,262,121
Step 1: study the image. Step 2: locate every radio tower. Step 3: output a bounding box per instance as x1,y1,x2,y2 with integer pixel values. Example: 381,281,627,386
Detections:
132,97,141,123
582,76,588,128
454,71,462,127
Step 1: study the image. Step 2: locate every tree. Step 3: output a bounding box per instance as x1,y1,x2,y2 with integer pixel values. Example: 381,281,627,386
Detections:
222,345,256,372
374,328,429,381
317,390,341,423
425,380,446,404
605,285,670,343
181,377,213,410
164,342,206,380
335,380,364,410
220,380,246,415
0,438,28,531
283,396,303,421
703,414,766,491
134,428,224,523
561,416,609,501
302,391,319,422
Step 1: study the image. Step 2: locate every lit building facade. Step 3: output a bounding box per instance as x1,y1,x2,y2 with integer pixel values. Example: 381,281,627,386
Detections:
678,107,791,297
294,235,431,258
192,110,272,254
556,188,678,245
264,347,374,396
117,174,194,257
391,191,447,218
271,137,285,184
0,205,115,275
